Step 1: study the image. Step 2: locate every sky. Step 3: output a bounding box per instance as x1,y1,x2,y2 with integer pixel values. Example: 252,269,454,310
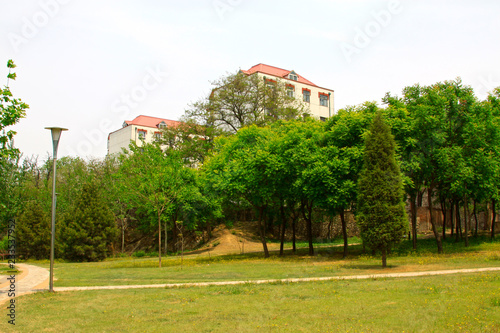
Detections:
2,0,500,160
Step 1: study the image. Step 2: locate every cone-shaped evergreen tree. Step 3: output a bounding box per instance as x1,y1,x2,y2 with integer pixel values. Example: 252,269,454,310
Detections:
61,179,118,261
17,200,51,260
357,111,408,267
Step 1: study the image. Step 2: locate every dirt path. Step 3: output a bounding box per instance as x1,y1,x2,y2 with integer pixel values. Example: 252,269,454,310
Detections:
2,261,499,297
0,263,49,305
53,267,500,292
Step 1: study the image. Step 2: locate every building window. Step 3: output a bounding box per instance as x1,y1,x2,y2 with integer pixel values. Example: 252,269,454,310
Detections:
320,117,327,122
289,74,298,81
265,78,277,90
138,130,147,140
158,121,167,129
319,93,329,107
303,90,311,103
286,85,295,98
154,132,162,141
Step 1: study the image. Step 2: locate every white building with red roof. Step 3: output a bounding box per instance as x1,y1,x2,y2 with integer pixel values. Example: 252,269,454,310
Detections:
107,115,180,155
240,64,334,120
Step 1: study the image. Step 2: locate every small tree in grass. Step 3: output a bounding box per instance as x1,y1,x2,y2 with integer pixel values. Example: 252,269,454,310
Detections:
357,111,408,267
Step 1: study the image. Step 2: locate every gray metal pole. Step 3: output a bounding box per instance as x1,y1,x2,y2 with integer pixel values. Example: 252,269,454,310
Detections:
49,150,57,292
46,127,67,293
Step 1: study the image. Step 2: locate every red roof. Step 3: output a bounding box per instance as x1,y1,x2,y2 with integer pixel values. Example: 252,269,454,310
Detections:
124,115,181,128
241,64,317,87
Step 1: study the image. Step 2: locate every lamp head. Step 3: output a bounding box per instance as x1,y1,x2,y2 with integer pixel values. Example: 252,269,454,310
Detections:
45,127,68,158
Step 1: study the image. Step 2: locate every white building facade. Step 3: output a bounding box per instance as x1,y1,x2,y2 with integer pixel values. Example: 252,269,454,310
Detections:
240,64,334,120
107,115,180,155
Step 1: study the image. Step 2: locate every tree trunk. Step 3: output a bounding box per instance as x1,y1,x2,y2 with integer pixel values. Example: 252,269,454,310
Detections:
381,247,387,268
450,201,454,237
257,206,269,258
292,215,297,254
122,218,125,253
440,198,447,240
485,202,491,231
279,204,286,256
300,200,314,256
473,200,478,237
172,220,178,253
456,203,462,241
306,211,314,256
455,201,461,242
410,194,417,250
464,196,469,247
207,222,212,239
158,210,162,268
267,211,274,235
340,210,348,258
327,216,333,241
492,200,496,240
428,187,443,254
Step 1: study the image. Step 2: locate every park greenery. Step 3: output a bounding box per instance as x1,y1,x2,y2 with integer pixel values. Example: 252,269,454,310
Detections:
1,66,500,268
4,237,500,331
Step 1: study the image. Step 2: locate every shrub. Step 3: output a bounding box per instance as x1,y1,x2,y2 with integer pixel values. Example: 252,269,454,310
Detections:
132,250,146,258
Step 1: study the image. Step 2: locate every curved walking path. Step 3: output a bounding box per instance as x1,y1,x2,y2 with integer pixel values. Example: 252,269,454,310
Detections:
1,264,499,299
55,266,500,291
0,263,49,305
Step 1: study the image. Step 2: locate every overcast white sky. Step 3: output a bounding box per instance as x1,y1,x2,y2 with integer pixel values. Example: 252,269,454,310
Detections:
2,0,500,159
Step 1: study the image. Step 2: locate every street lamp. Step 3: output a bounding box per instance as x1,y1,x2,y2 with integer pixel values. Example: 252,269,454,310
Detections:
45,127,68,292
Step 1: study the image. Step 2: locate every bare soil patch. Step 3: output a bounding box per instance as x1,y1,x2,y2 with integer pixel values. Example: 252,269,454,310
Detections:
187,222,280,256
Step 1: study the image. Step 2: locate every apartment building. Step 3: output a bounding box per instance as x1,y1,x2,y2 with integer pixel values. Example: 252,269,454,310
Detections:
107,115,180,155
240,64,334,120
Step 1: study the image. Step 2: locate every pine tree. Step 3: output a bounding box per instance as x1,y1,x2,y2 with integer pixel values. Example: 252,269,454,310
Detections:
61,180,118,261
16,200,51,260
357,111,408,267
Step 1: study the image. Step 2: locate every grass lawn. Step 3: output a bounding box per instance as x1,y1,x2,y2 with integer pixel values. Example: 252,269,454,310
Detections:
3,272,499,332
0,264,19,275
23,236,500,287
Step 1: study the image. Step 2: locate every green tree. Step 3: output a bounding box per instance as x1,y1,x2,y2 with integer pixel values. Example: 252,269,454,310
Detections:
324,103,376,256
273,119,332,256
204,125,280,257
357,111,408,267
0,60,29,231
117,142,188,266
16,200,51,260
60,179,118,262
186,71,306,134
475,88,500,240
0,156,23,230
1,60,29,159
160,119,216,166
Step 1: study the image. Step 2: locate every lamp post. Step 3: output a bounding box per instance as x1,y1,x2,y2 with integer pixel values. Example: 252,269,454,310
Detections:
45,127,68,292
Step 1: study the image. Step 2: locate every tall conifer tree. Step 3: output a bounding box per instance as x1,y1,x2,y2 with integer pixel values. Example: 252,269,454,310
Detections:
357,111,408,267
